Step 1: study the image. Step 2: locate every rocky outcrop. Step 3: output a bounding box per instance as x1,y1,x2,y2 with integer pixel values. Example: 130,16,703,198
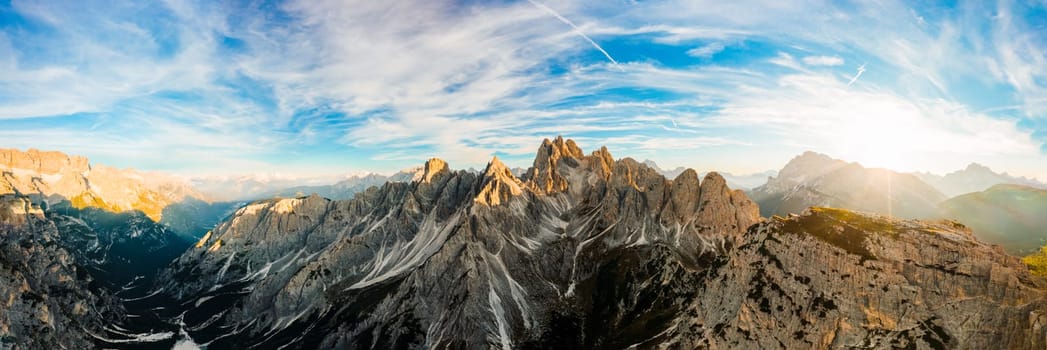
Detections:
0,148,207,221
751,151,946,219
664,207,1047,349
525,136,586,194
0,195,125,349
475,157,524,206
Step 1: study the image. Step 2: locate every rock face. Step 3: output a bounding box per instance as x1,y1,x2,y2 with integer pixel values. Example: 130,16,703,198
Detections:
939,184,1047,255
0,148,206,222
0,195,125,349
156,137,762,348
664,207,1047,349
750,151,946,219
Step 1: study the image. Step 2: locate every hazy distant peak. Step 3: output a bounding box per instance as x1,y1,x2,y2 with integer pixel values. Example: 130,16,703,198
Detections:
960,162,993,173
777,150,848,182
925,162,1047,197
640,159,687,179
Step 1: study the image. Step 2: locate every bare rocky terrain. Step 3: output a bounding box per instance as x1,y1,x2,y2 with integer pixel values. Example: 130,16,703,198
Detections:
2,138,1046,349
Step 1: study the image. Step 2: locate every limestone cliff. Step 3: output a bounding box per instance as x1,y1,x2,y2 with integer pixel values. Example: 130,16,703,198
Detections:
1,148,206,221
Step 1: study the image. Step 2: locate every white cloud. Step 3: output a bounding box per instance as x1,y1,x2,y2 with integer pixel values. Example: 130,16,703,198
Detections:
687,42,726,58
802,55,844,66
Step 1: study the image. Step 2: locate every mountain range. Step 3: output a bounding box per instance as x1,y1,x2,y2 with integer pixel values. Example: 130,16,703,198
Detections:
643,159,776,190
749,151,1047,255
939,184,1047,255
1,148,205,221
749,151,947,219
2,139,1047,349
916,163,1047,197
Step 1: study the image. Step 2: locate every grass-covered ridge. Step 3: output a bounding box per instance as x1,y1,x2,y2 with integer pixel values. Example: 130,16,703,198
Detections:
1023,246,1047,277
779,207,889,262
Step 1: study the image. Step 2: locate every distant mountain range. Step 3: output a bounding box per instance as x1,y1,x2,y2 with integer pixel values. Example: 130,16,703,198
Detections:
1,148,205,221
940,184,1047,255
749,151,946,219
265,169,420,200
643,159,776,190
916,163,1047,197
750,151,1047,255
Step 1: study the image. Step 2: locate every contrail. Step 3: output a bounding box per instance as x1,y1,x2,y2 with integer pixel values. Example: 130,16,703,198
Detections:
847,63,866,86
526,0,624,71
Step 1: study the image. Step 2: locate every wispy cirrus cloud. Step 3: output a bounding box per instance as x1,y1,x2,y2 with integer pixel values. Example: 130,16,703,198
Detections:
687,42,726,58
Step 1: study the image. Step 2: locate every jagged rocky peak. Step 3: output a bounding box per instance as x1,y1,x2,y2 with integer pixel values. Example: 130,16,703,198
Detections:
152,136,770,349
695,172,761,237
475,156,524,206
526,135,586,193
419,157,449,184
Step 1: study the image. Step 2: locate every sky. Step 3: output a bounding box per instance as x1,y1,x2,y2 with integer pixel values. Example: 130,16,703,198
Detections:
1,0,1046,181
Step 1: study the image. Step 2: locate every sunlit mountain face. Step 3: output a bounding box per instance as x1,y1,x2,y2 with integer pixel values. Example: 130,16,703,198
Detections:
2,1,1047,349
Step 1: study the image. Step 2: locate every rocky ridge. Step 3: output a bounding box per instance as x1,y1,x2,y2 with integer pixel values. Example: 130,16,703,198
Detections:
4,138,1044,349
664,207,1047,349
1,148,206,221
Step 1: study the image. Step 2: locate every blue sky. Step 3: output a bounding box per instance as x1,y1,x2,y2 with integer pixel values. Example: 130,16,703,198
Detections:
1,0,1046,181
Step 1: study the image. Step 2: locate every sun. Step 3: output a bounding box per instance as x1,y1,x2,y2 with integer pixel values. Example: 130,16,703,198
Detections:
832,114,925,172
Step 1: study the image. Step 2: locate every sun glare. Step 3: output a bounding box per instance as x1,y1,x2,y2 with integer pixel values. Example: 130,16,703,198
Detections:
834,116,919,172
